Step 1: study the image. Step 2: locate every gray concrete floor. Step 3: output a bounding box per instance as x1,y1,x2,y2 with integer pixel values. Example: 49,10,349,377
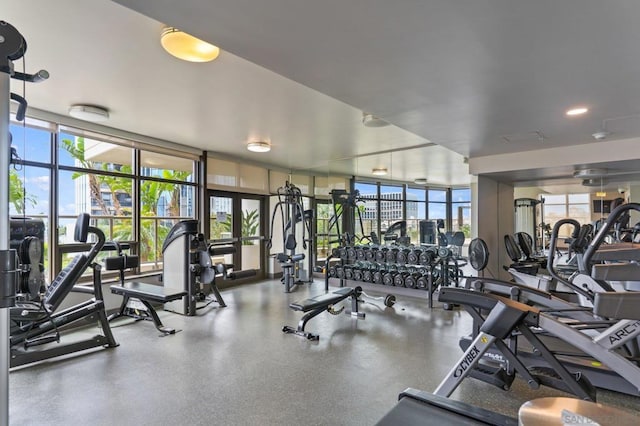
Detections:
9,279,640,425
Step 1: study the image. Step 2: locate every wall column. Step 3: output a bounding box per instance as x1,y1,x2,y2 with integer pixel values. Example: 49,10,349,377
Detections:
476,175,514,280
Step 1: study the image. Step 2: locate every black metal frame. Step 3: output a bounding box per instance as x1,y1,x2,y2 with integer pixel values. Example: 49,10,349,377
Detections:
282,286,364,340
9,215,118,367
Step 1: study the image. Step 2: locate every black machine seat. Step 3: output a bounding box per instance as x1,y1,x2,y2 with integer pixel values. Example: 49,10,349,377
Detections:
110,282,186,304
289,287,355,312
375,388,517,426
283,286,364,340
504,234,539,275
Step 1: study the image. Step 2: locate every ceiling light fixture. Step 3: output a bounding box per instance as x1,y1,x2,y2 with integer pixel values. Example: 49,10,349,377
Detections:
362,112,389,128
68,105,110,122
247,141,271,153
414,178,428,185
161,27,220,62
596,191,607,198
372,167,388,176
566,107,588,116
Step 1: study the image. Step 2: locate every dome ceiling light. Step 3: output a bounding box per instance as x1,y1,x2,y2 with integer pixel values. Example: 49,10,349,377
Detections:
161,27,220,62
247,141,271,153
68,105,109,122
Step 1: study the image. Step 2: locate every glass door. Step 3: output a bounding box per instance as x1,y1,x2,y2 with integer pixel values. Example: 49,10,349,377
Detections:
240,197,262,270
209,193,235,266
208,191,265,276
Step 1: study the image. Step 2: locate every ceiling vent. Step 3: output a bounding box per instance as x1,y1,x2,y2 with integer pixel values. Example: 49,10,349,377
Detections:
573,168,608,179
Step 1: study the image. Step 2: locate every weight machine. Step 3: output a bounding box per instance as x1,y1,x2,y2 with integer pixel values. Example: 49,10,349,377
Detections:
328,189,377,245
1,19,51,423
267,181,312,292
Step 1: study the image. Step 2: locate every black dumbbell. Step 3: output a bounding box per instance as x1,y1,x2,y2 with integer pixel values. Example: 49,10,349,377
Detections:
396,248,411,264
362,269,373,282
394,271,409,287
375,247,388,262
335,266,345,279
386,247,399,263
373,270,384,284
353,267,364,282
365,247,377,261
383,271,395,286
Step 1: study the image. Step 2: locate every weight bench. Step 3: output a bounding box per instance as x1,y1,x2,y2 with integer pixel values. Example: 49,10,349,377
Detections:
106,253,186,336
282,286,364,340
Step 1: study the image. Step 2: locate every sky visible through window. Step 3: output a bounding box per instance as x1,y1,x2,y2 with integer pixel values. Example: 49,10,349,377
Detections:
9,125,79,216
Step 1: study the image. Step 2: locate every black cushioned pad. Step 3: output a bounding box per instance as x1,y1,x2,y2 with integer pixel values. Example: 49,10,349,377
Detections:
110,282,186,303
375,388,516,426
289,287,354,312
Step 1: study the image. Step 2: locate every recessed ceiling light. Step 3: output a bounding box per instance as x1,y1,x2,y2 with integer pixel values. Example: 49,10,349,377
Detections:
68,105,109,122
566,107,588,116
414,178,428,185
372,167,388,176
247,141,271,153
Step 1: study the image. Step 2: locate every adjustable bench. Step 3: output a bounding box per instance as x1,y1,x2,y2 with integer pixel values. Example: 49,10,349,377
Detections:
106,254,186,335
282,286,364,340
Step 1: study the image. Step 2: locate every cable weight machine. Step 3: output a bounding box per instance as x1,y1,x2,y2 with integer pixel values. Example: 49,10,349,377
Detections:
267,181,313,292
1,20,50,424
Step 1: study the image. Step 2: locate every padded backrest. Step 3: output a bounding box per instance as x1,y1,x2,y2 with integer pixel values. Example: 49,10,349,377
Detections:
515,232,533,258
285,234,297,250
43,254,88,312
504,234,522,262
451,231,465,247
74,213,90,242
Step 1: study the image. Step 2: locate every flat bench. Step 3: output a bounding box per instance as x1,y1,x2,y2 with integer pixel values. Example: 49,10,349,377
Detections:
283,286,364,340
109,282,186,335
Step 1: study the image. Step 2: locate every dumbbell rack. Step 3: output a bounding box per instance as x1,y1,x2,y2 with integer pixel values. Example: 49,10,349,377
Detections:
325,244,464,308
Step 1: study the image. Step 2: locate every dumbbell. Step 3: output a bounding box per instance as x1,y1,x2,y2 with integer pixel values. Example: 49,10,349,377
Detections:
344,265,354,280
419,249,437,266
416,273,430,290
328,264,338,277
353,267,364,282
356,246,367,261
404,272,422,289
396,248,411,265
385,247,399,263
382,271,396,286
394,271,409,287
365,246,377,261
375,247,388,262
337,247,348,259
346,246,357,260
335,266,345,279
373,270,384,284
362,269,373,282
407,248,423,265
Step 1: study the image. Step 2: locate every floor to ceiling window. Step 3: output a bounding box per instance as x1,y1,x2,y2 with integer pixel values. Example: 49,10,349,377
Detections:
9,116,200,280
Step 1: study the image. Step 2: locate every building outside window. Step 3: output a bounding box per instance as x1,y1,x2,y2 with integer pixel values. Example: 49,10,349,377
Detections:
543,193,591,237
9,116,198,280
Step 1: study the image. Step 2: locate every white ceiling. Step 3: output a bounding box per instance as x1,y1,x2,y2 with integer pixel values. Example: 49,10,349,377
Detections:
7,0,640,191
